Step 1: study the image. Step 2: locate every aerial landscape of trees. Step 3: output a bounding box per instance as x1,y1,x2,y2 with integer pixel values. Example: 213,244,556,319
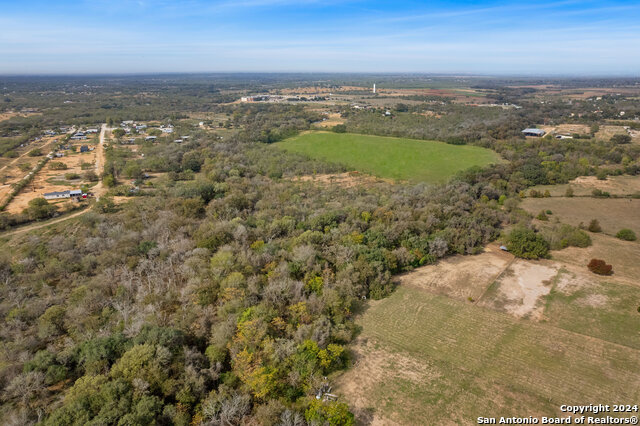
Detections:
0,75,639,424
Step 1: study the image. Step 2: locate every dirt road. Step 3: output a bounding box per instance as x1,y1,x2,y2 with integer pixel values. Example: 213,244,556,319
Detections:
1,208,89,238
93,124,109,200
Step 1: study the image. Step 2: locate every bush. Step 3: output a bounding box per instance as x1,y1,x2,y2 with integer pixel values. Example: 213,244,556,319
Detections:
28,148,43,157
505,227,549,259
23,197,57,220
587,219,602,233
332,124,347,133
84,170,99,182
565,187,574,197
587,259,613,275
536,211,548,221
65,172,81,180
49,161,68,170
540,224,591,250
592,188,610,198
615,228,637,241
611,134,631,144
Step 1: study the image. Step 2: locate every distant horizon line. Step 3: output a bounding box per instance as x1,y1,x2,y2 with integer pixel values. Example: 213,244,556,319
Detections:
1,71,639,79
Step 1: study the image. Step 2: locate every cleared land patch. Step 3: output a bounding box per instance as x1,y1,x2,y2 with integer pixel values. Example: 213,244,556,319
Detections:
277,132,502,183
478,260,557,320
551,233,640,286
335,285,640,425
532,175,640,197
292,171,387,188
396,244,513,302
520,197,639,236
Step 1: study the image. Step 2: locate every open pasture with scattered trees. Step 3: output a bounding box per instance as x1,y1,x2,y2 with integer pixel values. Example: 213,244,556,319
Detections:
276,131,503,183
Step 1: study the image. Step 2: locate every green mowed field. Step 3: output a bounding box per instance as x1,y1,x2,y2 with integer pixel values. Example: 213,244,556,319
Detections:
335,285,640,424
276,132,502,182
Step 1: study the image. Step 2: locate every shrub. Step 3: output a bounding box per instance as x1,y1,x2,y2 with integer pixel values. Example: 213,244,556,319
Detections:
587,219,601,233
587,259,613,275
49,161,68,170
565,187,574,197
615,228,637,241
65,172,81,180
84,170,99,182
332,124,347,133
23,197,57,220
540,224,591,250
536,211,548,221
592,188,610,198
506,227,549,259
28,148,43,157
611,134,631,144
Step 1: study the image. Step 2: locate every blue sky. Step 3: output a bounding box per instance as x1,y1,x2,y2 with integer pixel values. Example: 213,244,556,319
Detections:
1,0,639,75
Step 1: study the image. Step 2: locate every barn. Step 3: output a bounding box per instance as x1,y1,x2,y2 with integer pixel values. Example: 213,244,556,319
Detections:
522,128,546,137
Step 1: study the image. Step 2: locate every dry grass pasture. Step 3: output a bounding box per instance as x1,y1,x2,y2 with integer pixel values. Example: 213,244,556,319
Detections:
520,196,639,236
0,136,61,206
540,123,590,135
531,175,640,197
292,172,388,188
314,112,345,128
396,244,512,302
596,125,636,142
336,232,640,424
335,284,640,425
5,142,98,214
0,111,41,122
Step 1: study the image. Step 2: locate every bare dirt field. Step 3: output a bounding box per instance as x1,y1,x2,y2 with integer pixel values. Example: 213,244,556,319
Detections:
396,243,513,302
274,86,366,95
6,144,97,214
0,136,61,205
314,113,345,128
0,111,41,122
478,259,557,320
531,175,640,197
292,171,389,188
520,196,640,236
551,232,640,286
596,125,635,142
540,123,590,135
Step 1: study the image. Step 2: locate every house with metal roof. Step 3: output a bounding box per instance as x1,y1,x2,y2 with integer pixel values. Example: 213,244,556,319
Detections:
522,128,546,137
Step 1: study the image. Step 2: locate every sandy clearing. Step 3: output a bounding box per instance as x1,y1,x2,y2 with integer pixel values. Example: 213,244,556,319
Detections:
396,244,513,302
551,233,640,287
333,337,432,426
479,260,558,320
540,123,590,135
0,111,41,122
292,171,389,188
520,197,640,236
530,175,640,197
596,125,635,142
314,113,345,128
